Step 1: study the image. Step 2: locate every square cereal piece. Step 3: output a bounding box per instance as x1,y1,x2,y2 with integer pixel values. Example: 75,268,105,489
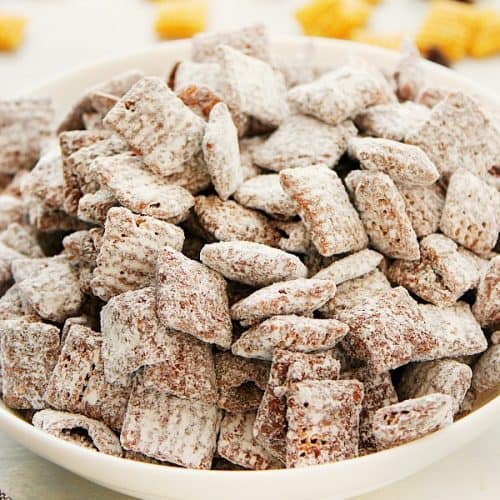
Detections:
398,360,472,415
217,411,282,470
252,115,357,171
338,287,437,373
230,278,336,326
202,102,243,200
234,174,298,219
32,409,122,456
372,394,453,450
0,223,43,259
161,154,212,195
77,190,118,226
276,221,310,254
194,195,280,246
471,344,500,394
0,195,25,231
232,315,348,361
200,241,307,287
171,61,220,92
473,255,500,329
103,77,205,177
94,153,194,223
120,377,221,468
313,249,383,285
192,23,270,63
215,352,270,413
417,302,488,361
286,379,363,468
91,207,184,301
14,256,84,323
405,92,500,180
216,44,289,127
156,246,232,348
60,314,96,345
393,41,426,101
0,318,60,409
44,325,131,431
346,171,419,260
347,137,439,187
440,169,500,257
0,285,31,320
280,166,367,257
399,183,445,238
354,101,430,142
287,64,392,126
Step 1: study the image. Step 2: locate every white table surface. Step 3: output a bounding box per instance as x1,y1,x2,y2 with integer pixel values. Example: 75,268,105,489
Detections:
0,0,499,498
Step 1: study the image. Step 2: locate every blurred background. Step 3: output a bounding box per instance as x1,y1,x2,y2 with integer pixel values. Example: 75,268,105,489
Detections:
0,0,499,97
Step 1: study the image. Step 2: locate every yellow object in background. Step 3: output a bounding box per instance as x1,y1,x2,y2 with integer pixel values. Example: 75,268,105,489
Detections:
349,29,401,50
0,13,26,52
155,0,207,39
469,11,500,57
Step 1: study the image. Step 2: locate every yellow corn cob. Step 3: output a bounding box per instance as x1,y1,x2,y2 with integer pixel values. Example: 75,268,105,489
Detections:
0,13,27,52
349,29,402,49
155,0,207,39
469,10,500,57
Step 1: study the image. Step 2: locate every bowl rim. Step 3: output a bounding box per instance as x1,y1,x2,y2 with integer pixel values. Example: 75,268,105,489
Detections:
3,35,499,479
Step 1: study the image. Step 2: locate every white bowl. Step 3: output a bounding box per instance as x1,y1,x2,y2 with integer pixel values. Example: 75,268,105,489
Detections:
1,37,499,500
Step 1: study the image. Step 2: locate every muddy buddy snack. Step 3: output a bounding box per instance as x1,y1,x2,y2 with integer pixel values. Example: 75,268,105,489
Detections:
1,24,499,471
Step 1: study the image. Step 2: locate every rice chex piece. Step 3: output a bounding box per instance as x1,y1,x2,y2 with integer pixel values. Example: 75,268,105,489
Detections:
372,394,454,450
346,171,419,260
417,302,488,361
348,137,439,187
94,153,194,223
313,249,383,285
32,409,122,456
232,315,348,361
202,102,243,200
405,92,500,180
440,169,499,257
0,195,25,231
252,115,357,171
215,352,270,413
354,101,430,142
103,77,205,177
338,287,437,373
471,344,500,393
216,45,289,127
91,207,184,301
276,221,310,254
0,285,29,320
231,278,336,326
473,255,500,329
156,246,232,348
77,190,118,226
120,378,221,468
200,241,307,287
217,411,282,470
234,174,297,219
398,360,472,415
194,195,280,246
172,61,220,92
286,379,363,467
0,223,43,259
0,318,59,409
280,166,367,257
44,325,131,431
393,41,426,102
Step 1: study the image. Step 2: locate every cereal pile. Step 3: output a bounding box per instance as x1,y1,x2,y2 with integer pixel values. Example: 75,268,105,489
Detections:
0,24,499,470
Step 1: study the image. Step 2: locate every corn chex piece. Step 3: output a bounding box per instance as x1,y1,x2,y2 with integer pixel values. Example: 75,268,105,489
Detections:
0,318,60,410
120,377,221,468
218,411,282,470
103,77,205,177
200,241,307,287
280,166,367,257
276,221,310,254
155,1,207,40
0,223,43,259
372,394,454,450
33,409,122,456
60,314,96,345
286,379,363,468
469,12,500,58
171,61,220,92
156,246,232,348
91,207,184,301
346,171,419,260
405,92,500,181
77,190,118,226
471,344,500,394
394,40,426,102
472,255,500,330
44,325,131,431
338,287,437,373
163,154,212,195
252,115,357,171
0,285,33,321
440,169,500,257
0,195,25,231
398,360,472,415
232,315,348,361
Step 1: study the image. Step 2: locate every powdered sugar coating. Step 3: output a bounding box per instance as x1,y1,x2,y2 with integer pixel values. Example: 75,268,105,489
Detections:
372,394,454,450
0,195,25,231
393,41,426,102
156,246,232,348
77,189,117,225
280,166,367,257
172,62,220,92
473,255,500,329
0,223,43,259
252,115,357,171
200,241,307,287
163,154,212,195
471,345,500,393
276,221,310,254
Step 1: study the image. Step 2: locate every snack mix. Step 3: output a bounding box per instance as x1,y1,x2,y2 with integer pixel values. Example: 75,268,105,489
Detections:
0,24,498,471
